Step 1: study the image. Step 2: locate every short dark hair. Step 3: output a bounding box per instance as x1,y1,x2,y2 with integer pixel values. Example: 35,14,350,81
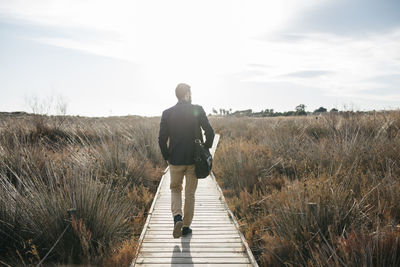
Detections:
175,83,191,100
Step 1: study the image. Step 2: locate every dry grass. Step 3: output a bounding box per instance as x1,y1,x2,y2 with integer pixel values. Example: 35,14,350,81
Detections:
211,111,400,266
0,115,164,266
2,111,400,266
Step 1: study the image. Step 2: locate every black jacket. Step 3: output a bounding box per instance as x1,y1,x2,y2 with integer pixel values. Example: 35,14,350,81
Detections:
158,100,215,165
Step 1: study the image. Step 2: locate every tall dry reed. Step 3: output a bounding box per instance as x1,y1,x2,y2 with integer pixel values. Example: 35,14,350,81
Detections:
211,111,400,266
0,115,164,266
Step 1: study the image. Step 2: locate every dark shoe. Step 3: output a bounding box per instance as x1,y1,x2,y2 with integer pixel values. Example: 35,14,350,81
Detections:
182,227,192,236
173,215,183,238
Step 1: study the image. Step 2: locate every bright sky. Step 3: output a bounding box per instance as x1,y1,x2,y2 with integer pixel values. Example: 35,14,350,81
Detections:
1,0,399,116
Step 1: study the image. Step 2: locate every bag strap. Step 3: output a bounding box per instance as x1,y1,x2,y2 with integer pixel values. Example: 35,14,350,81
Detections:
194,106,202,143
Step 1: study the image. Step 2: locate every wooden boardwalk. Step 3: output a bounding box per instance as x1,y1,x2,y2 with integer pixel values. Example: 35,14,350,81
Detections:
131,134,258,267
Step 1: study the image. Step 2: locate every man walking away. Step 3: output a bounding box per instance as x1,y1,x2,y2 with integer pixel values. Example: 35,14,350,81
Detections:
158,83,215,238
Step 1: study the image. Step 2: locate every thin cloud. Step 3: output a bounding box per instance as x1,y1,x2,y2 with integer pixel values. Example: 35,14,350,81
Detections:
328,92,400,103
281,70,333,78
30,36,126,61
257,33,310,43
247,63,273,69
366,74,400,85
243,29,400,102
286,0,400,35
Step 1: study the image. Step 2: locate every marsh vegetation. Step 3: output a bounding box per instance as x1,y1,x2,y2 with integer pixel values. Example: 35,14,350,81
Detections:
0,114,164,266
212,111,400,266
1,111,399,266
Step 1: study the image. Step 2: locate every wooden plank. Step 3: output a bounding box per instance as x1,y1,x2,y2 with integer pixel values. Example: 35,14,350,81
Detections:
149,218,232,221
156,201,224,203
147,226,234,230
147,228,233,232
146,232,239,236
155,201,224,204
148,223,235,225
158,195,210,197
146,228,237,232
143,238,242,243
135,257,250,264
156,201,224,202
147,221,234,225
156,199,224,201
140,243,244,248
155,215,228,217
139,247,245,253
147,223,230,227
158,194,222,196
152,210,228,213
148,220,233,223
149,218,232,222
154,204,226,207
152,211,227,213
154,207,226,209
150,217,230,220
148,224,236,229
159,201,224,203
148,225,236,228
139,252,247,258
155,203,225,205
151,215,228,218
145,234,240,239
146,230,239,235
151,217,230,219
153,208,226,210
150,214,230,218
159,199,222,200
154,209,227,211
159,193,221,195
135,264,252,267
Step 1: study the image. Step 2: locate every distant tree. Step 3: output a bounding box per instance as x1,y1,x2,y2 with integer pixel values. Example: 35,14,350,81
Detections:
262,109,274,117
314,107,328,113
212,108,218,115
285,111,296,116
295,104,307,115
243,109,252,116
232,109,253,116
330,108,339,113
296,104,306,112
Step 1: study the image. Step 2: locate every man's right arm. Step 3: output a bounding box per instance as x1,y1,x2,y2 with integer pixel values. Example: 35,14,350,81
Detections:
158,110,170,161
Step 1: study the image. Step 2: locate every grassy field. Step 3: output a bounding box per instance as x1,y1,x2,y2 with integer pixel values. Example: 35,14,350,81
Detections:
1,111,399,266
211,111,400,266
0,114,165,266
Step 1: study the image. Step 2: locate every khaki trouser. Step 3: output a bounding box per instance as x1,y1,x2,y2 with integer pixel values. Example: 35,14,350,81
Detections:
169,164,198,227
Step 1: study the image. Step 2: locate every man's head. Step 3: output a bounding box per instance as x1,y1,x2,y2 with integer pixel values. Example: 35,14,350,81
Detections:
175,83,191,103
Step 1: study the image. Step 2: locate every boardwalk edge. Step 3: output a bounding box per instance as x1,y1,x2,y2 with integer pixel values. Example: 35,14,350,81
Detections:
210,172,259,267
130,166,169,267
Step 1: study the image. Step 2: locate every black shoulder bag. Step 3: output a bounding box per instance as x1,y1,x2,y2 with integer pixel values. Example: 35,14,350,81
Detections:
193,108,213,179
